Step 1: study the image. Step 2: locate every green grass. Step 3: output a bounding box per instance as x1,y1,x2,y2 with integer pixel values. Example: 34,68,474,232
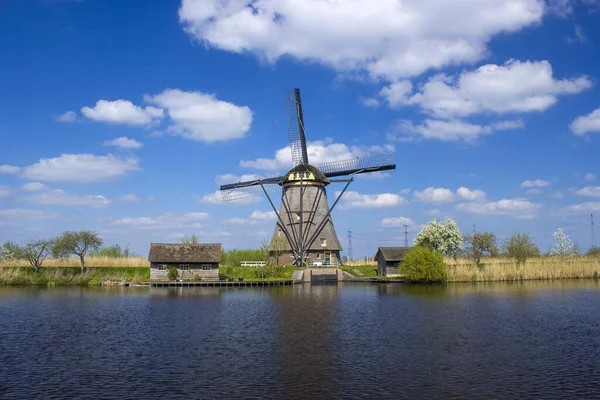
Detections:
218,266,299,281
340,265,379,278
0,267,149,286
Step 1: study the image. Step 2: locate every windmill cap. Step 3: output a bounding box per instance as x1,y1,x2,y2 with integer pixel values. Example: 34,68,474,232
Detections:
283,164,330,185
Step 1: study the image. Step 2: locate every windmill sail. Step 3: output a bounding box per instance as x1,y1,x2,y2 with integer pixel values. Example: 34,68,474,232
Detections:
319,153,396,178
220,176,284,202
284,88,309,166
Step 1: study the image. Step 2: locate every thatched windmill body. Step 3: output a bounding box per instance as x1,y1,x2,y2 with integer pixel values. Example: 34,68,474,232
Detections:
221,89,395,266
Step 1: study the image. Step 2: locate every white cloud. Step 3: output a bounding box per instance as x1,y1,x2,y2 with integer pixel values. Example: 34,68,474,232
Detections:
82,99,163,125
198,190,262,205
339,191,406,209
359,96,380,108
559,201,600,214
0,186,14,199
521,179,550,188
223,210,276,225
492,120,525,130
456,198,541,219
526,188,543,195
456,187,486,201
118,194,142,202
575,186,600,197
179,0,544,80
382,60,591,118
240,140,394,171
215,173,264,185
584,173,597,181
56,110,78,122
552,191,565,199
0,208,60,221
25,189,110,207
396,119,492,142
108,212,210,230
145,89,252,142
356,171,392,180
571,107,600,136
0,165,20,175
414,187,456,203
21,182,47,192
380,217,416,228
21,154,141,183
103,137,143,150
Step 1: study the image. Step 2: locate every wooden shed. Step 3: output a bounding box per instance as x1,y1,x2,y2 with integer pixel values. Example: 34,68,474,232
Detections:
374,247,411,276
148,243,221,281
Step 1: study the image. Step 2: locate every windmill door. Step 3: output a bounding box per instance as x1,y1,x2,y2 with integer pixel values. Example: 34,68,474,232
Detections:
325,253,331,266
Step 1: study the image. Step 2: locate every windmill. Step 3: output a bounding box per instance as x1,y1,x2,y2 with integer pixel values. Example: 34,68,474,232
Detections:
220,88,395,267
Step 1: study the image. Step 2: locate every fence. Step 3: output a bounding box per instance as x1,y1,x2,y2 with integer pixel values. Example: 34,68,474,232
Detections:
240,261,267,267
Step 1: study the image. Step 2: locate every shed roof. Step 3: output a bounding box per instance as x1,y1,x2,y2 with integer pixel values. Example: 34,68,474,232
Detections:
374,247,412,262
148,243,222,263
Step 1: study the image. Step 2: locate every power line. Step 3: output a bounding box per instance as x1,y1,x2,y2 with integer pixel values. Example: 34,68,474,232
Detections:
403,224,408,247
592,214,597,248
347,230,353,261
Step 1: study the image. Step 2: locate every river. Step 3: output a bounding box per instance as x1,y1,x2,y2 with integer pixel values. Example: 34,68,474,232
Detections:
1,281,599,399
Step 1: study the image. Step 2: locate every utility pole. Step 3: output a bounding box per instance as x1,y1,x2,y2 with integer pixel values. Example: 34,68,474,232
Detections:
347,230,352,262
592,214,597,249
403,224,408,247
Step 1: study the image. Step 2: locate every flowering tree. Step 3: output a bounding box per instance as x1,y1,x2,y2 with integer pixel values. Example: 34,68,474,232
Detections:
414,218,463,257
551,228,579,256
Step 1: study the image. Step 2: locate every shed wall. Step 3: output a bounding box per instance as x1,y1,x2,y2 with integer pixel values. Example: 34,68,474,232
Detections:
150,262,219,281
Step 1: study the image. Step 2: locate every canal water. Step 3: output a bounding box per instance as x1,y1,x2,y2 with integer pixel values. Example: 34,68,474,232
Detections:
1,281,599,399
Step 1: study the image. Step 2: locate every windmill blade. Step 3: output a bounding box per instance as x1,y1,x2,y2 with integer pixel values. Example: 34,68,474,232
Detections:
319,153,396,178
220,176,284,202
284,88,309,166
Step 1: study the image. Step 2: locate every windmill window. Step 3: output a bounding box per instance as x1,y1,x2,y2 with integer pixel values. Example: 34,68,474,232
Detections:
278,229,282,237
316,253,321,259
293,173,297,179
296,213,300,221
320,238,327,247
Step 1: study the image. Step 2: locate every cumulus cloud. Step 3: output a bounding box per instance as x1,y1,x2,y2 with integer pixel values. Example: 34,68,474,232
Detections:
179,0,544,80
21,182,47,192
108,212,210,230
21,154,141,183
380,217,416,228
390,118,524,142
414,187,456,203
240,140,394,171
0,186,14,199
584,173,597,181
198,190,262,205
145,89,252,142
456,198,541,219
103,137,143,150
0,165,20,175
223,210,276,225
380,60,591,118
56,111,78,122
118,194,142,202
339,191,406,209
570,107,600,136
456,187,486,201
25,189,110,207
559,201,600,214
82,99,164,125
521,179,550,188
575,186,600,197
215,173,264,185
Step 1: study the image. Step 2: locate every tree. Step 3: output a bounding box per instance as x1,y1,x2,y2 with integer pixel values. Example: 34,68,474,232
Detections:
180,235,199,244
464,232,498,268
17,239,54,272
551,228,578,257
53,230,103,273
414,218,463,257
400,247,446,283
502,233,540,265
0,241,20,261
269,236,286,266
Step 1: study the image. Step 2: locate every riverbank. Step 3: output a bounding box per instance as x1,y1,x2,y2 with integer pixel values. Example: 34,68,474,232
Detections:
445,256,600,282
0,267,149,286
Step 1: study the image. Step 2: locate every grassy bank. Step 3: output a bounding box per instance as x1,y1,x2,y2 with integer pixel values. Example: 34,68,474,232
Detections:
218,266,298,281
0,267,149,286
445,256,600,282
340,265,378,277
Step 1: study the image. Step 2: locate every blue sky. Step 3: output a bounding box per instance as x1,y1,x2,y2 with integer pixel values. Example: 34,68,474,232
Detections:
1,0,600,258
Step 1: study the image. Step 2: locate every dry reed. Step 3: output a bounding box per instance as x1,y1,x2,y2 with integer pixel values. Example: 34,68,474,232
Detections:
445,256,600,282
0,256,148,268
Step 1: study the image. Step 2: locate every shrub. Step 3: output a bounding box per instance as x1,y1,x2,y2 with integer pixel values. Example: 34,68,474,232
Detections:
401,247,446,283
414,218,463,257
587,247,600,258
503,233,540,266
167,266,179,281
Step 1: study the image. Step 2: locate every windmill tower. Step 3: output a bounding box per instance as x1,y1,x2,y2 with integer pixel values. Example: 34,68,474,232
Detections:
220,89,395,266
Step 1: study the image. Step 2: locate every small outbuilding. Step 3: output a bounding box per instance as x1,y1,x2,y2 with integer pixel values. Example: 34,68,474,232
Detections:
148,243,222,281
374,247,412,276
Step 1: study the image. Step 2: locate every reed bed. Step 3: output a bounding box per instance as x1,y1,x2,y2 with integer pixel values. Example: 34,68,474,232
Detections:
445,256,600,282
0,256,148,268
0,267,149,286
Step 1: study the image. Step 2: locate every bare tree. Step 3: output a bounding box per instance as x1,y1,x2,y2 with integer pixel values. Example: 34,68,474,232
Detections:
269,236,286,266
180,235,199,244
54,230,103,273
18,239,54,272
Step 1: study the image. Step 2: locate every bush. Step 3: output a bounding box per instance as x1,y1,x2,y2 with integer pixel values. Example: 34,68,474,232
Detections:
167,266,179,281
401,247,446,283
587,247,600,257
